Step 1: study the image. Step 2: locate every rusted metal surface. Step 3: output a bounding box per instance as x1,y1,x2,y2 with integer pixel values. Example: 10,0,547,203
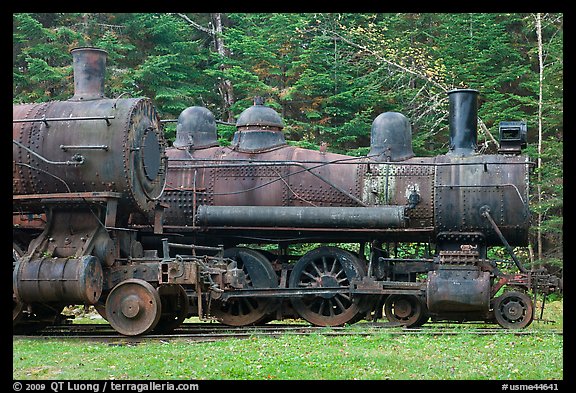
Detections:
105,279,162,336
209,247,279,326
426,250,490,316
195,205,407,229
434,154,530,246
14,255,103,304
161,144,368,227
384,295,429,327
13,97,167,217
13,212,45,229
70,47,107,101
13,48,167,218
173,106,218,149
492,291,534,329
155,284,190,333
369,112,414,162
288,246,366,326
363,158,435,228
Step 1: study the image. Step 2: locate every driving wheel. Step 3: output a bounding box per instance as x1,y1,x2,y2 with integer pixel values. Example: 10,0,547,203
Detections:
289,246,366,326
211,247,279,326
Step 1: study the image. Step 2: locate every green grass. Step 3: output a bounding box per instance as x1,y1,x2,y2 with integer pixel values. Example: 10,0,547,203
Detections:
13,331,563,380
13,300,563,381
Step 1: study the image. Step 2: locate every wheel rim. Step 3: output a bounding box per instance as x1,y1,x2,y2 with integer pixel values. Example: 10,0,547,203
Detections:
384,295,427,327
154,284,189,332
289,246,365,326
13,243,25,325
94,298,108,321
494,291,533,329
106,279,161,336
211,248,278,326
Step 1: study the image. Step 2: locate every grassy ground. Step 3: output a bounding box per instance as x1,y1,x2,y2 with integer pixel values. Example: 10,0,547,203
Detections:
13,300,563,381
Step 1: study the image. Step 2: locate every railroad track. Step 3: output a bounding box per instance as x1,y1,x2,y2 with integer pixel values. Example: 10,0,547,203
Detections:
12,322,563,343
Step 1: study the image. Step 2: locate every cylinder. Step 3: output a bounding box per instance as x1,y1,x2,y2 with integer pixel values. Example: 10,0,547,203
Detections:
447,89,479,156
195,205,407,228
426,268,490,313
13,255,103,304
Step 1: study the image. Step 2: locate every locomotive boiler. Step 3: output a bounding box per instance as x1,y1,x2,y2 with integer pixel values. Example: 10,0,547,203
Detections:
13,46,560,336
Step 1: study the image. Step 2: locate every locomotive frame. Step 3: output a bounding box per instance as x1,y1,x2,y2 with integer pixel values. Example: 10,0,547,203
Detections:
13,47,561,336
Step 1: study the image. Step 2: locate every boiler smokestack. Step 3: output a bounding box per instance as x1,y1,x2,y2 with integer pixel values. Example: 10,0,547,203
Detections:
447,88,479,156
69,47,107,101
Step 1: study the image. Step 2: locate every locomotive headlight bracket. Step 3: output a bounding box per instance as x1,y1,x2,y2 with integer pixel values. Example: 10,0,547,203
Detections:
498,121,527,155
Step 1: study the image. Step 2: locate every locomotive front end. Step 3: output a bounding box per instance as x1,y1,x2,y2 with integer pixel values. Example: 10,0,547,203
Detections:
13,47,167,221
13,47,168,332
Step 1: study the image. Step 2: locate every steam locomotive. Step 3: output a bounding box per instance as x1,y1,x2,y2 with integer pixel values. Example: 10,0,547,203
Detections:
13,47,560,336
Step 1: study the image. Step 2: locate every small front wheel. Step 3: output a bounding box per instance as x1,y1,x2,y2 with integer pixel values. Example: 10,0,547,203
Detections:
493,291,533,329
106,279,162,336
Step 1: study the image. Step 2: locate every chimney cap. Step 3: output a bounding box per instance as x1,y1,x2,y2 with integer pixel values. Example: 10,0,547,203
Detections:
70,46,108,55
447,88,479,95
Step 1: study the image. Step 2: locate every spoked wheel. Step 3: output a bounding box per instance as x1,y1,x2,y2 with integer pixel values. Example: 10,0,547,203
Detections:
384,294,429,327
493,291,533,329
106,279,162,336
289,246,366,326
211,247,279,326
154,284,189,333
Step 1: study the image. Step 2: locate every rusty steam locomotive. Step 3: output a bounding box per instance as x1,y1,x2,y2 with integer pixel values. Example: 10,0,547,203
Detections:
13,47,560,336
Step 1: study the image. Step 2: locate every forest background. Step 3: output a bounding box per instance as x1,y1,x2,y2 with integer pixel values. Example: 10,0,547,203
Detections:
12,12,563,276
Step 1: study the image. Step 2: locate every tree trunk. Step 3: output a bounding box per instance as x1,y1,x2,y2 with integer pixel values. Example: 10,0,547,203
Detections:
211,13,235,123
535,13,544,265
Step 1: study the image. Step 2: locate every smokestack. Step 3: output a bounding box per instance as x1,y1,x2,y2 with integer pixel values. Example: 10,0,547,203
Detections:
447,89,479,156
69,47,107,101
